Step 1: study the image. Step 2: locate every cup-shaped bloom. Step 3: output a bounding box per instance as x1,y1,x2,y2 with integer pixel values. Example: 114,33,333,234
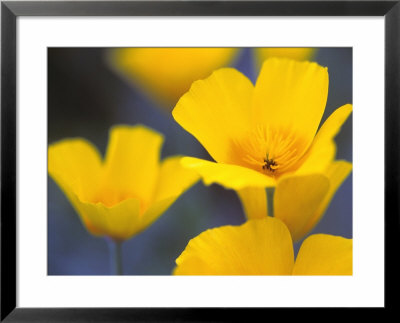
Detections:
48,125,199,241
172,58,352,241
109,48,238,107
174,217,352,275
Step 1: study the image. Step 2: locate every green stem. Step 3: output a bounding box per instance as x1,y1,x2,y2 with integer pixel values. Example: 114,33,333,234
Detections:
266,187,275,218
108,239,123,275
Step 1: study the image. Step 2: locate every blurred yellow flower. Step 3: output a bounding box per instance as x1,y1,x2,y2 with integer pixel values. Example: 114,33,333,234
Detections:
108,48,315,112
172,58,352,241
174,217,352,275
48,125,199,241
255,47,315,64
109,48,239,107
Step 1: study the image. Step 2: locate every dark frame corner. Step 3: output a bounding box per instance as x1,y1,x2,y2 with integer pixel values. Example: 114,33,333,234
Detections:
1,1,399,321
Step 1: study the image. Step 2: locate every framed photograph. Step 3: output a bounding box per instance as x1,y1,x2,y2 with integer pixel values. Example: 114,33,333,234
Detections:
1,0,398,320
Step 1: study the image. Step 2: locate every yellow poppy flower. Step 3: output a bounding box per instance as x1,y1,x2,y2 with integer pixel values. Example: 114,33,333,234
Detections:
172,58,352,241
174,217,352,275
109,48,239,107
48,125,199,241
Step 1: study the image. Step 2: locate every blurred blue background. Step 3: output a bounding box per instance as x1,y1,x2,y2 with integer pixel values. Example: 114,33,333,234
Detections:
48,48,352,275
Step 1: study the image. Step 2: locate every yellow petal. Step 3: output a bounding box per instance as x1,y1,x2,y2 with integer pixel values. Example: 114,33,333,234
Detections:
70,194,142,241
174,218,294,275
139,156,200,229
296,104,352,174
181,157,276,190
314,104,353,145
300,161,352,237
102,125,163,206
274,174,330,242
255,48,316,62
292,234,352,275
48,139,102,202
172,68,254,164
140,197,179,234
153,156,200,202
252,58,329,155
109,48,238,106
236,187,268,219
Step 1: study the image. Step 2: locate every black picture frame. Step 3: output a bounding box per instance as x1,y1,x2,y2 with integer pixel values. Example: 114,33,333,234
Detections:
1,0,399,321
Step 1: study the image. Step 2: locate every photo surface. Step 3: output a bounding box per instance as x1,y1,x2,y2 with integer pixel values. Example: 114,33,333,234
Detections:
48,47,352,275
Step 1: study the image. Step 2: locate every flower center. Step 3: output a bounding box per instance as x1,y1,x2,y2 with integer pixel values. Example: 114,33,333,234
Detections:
262,154,278,172
91,188,146,213
234,124,307,177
